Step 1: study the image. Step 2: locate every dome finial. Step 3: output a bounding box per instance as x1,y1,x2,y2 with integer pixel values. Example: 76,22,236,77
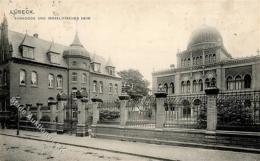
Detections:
71,31,83,47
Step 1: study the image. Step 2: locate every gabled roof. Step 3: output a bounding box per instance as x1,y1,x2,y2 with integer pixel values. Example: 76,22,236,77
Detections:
7,30,121,78
9,30,68,67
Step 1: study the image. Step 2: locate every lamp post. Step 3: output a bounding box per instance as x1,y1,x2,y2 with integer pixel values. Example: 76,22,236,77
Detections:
16,96,21,136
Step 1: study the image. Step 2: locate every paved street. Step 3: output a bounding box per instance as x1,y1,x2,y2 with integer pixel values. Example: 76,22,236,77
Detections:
0,129,260,161
0,135,158,161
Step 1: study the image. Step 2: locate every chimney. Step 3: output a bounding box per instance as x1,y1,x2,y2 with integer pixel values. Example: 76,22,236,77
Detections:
33,33,38,38
170,64,175,69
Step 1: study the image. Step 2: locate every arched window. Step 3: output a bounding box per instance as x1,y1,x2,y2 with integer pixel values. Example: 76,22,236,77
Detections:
187,58,190,66
192,80,197,93
211,78,216,87
48,74,54,88
82,73,87,83
182,100,191,118
205,55,209,64
212,54,216,62
200,56,203,64
226,76,233,90
164,83,168,93
93,80,97,92
184,58,187,67
170,82,175,94
99,81,103,93
115,84,118,94
244,74,251,89
72,72,77,82
31,71,38,85
181,81,185,93
199,79,203,91
20,69,26,85
57,75,63,89
205,78,210,88
109,83,113,93
193,57,196,65
196,57,199,65
209,54,212,63
235,75,242,90
187,81,190,93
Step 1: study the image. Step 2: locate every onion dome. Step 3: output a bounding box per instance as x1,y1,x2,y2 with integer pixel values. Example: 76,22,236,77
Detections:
63,32,90,59
187,26,223,50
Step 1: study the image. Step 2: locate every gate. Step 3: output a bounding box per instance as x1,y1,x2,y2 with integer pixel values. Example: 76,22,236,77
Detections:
126,96,156,128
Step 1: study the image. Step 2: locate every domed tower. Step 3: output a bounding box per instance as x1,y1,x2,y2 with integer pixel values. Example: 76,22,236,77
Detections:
177,26,231,68
187,26,223,50
63,32,91,95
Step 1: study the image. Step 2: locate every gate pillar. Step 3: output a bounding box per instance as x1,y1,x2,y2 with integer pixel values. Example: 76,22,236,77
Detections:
205,87,219,132
36,103,42,122
76,90,89,137
56,92,67,134
91,97,103,125
49,100,57,132
119,93,130,127
155,91,167,129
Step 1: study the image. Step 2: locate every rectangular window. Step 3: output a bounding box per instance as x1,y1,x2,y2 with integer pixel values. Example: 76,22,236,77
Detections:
94,63,101,72
50,53,60,64
22,46,34,59
20,70,26,85
48,74,54,88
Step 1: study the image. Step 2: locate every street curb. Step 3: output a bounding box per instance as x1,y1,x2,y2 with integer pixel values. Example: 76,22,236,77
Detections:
0,133,175,161
94,133,260,154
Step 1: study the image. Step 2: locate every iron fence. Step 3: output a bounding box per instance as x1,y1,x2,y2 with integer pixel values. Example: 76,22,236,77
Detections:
164,94,207,129
126,96,156,128
217,90,260,132
98,100,120,125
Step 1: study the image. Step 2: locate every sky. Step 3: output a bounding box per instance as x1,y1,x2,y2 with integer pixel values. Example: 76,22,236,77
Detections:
0,0,260,86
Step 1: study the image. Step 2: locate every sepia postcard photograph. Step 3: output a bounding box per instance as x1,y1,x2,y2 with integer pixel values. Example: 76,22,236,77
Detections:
0,0,260,160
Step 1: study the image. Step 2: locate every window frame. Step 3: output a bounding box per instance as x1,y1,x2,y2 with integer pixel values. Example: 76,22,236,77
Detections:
31,71,38,86
20,69,26,86
48,74,54,88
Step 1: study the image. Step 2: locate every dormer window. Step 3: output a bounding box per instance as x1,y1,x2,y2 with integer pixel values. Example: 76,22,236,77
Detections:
107,67,115,75
22,46,34,59
93,63,101,72
49,53,60,64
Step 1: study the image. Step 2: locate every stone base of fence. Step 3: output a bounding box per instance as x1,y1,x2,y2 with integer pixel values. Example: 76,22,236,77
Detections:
91,125,260,150
76,124,86,137
56,123,64,134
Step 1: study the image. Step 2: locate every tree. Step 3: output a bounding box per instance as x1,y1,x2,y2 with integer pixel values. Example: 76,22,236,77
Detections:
118,69,150,97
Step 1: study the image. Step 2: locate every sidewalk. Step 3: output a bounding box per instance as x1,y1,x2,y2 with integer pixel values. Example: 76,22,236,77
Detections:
0,129,259,161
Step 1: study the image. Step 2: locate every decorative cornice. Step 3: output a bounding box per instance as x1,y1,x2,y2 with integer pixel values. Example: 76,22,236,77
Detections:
153,56,260,76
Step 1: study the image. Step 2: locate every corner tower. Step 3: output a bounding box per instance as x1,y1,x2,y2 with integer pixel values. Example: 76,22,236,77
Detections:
63,32,91,95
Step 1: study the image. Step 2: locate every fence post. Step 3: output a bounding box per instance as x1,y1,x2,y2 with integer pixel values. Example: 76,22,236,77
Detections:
91,98,103,125
205,87,219,132
56,92,67,134
36,103,42,122
155,91,167,129
119,94,130,127
48,100,57,132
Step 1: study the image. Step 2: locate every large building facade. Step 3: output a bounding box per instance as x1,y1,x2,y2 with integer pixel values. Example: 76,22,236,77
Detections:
152,26,260,97
0,16,122,125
